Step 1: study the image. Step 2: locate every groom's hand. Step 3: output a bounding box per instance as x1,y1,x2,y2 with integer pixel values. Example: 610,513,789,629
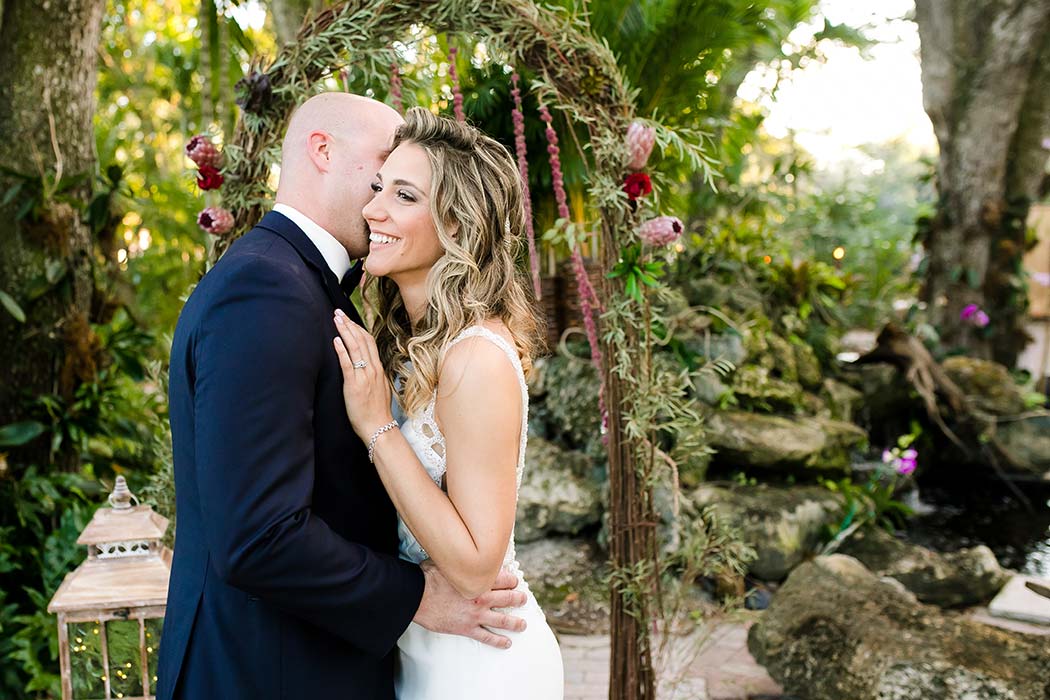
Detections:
412,560,527,649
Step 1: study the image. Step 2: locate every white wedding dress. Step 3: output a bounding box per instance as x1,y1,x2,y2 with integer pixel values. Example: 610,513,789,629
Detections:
393,326,564,700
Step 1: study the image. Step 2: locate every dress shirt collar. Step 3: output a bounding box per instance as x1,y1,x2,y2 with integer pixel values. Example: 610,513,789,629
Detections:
272,203,352,280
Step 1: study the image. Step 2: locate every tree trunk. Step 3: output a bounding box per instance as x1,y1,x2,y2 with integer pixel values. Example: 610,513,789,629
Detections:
0,0,105,468
915,0,1050,366
269,0,328,46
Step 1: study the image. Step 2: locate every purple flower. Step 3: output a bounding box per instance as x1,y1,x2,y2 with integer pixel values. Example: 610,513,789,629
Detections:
960,303,979,321
1042,137,1050,151
896,458,917,476
974,310,990,328
881,449,894,463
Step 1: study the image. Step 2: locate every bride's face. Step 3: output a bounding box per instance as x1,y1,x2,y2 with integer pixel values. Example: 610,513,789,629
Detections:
362,142,446,283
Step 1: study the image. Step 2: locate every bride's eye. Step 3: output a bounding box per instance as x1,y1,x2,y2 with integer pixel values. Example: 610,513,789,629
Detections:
370,182,382,193
396,189,415,202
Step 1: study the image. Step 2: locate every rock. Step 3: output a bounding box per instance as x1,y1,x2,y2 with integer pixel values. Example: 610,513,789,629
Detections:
515,537,609,634
995,413,1050,477
794,342,823,389
743,326,775,370
692,369,733,407
731,366,804,413
767,334,799,383
840,329,877,354
838,527,1009,607
942,356,1026,416
745,585,774,610
689,484,845,580
517,438,602,543
748,555,1050,700
683,331,747,368
800,391,828,416
530,356,604,460
821,378,864,422
707,411,867,473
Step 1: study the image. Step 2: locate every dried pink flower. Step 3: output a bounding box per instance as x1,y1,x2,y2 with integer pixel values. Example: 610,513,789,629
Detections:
626,121,656,171
185,135,222,169
638,216,683,247
197,206,234,236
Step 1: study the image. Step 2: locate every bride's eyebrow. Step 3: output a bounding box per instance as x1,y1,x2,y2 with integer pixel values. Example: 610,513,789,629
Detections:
374,172,424,194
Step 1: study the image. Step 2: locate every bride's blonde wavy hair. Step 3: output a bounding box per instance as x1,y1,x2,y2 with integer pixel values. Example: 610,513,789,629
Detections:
366,107,544,417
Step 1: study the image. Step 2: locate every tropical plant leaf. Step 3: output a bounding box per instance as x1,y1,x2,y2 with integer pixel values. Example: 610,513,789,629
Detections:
0,421,45,447
0,291,26,323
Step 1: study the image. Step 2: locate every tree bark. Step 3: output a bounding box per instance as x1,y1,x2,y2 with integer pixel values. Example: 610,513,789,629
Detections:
269,0,328,46
915,0,1050,365
0,0,105,467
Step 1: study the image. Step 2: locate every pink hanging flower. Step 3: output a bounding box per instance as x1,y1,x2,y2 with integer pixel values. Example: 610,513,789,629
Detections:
196,164,224,191
389,62,404,113
197,206,234,236
511,73,540,298
185,135,222,169
626,121,656,171
448,46,465,123
638,216,683,247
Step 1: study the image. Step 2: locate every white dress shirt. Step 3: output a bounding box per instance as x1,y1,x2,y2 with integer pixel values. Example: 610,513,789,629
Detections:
272,203,352,280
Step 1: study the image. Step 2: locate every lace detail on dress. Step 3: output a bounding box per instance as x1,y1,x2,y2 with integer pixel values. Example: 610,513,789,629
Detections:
396,325,530,571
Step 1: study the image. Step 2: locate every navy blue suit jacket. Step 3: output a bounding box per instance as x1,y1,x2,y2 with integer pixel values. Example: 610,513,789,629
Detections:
157,211,424,700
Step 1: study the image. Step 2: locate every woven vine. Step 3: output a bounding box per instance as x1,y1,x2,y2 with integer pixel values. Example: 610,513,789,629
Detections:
214,2,715,698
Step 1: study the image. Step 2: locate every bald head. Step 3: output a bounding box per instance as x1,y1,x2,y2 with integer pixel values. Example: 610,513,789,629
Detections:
275,93,403,258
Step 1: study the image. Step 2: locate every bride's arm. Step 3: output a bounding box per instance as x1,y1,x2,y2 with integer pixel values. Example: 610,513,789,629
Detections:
372,338,520,599
332,313,520,599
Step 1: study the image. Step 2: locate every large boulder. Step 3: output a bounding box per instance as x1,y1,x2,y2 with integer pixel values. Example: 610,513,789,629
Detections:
515,537,609,634
732,365,804,412
529,356,604,460
707,411,867,473
838,527,1009,607
942,356,1026,416
689,484,844,580
516,437,602,543
821,377,864,422
995,413,1050,478
748,555,1050,700
794,342,823,390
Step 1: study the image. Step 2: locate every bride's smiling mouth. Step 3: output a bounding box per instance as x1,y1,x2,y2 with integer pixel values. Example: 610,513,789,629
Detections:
369,231,401,248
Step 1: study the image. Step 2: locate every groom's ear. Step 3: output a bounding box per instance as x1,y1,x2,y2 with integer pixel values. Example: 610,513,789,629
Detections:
307,130,333,171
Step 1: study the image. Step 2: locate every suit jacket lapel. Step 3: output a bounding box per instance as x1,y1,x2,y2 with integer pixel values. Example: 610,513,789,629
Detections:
255,210,359,318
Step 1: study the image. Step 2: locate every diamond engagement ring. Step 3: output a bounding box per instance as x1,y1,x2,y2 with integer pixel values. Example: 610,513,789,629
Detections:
352,360,368,369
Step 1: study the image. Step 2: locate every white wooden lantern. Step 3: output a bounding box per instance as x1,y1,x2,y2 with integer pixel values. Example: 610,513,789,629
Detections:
48,477,172,700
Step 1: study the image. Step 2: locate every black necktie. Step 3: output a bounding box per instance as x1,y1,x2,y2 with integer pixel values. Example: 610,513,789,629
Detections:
340,260,365,296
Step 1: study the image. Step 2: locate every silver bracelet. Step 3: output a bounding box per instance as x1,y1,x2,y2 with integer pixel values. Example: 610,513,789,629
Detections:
368,420,399,463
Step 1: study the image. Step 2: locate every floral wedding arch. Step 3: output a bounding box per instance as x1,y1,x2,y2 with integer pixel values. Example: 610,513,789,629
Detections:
189,2,713,697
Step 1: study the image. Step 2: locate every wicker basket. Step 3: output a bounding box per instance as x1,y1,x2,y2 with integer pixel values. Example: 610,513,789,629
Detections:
537,257,604,352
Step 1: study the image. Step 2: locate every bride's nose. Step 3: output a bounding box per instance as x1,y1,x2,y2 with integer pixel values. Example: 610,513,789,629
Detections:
362,196,386,223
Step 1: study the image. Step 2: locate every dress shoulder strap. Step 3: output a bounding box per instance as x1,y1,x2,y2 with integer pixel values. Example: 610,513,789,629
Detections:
445,326,524,377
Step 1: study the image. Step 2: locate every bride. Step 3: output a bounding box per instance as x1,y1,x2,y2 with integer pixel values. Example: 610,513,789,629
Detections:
331,107,564,699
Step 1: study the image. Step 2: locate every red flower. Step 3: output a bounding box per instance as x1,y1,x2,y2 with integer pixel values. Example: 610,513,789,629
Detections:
196,165,224,191
623,172,652,201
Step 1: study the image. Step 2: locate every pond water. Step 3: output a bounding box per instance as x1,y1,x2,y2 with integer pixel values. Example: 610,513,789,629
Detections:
905,479,1050,577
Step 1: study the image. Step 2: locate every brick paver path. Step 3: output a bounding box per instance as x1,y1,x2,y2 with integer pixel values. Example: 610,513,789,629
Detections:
561,621,782,700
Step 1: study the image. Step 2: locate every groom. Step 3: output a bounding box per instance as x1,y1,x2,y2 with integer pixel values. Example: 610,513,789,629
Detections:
157,93,527,700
